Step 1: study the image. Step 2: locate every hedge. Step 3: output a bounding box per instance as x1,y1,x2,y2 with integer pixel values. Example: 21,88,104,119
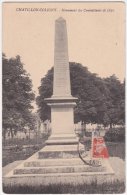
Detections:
104,127,125,142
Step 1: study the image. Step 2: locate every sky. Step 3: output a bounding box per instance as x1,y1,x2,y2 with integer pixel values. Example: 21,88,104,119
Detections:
3,2,125,97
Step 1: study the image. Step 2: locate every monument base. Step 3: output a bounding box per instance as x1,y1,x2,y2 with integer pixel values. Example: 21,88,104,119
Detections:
4,144,114,180
45,97,78,145
46,134,78,145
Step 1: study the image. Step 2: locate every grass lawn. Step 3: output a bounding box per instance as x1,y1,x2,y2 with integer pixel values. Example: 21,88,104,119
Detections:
2,135,48,166
2,143,46,167
3,180,125,194
106,142,125,160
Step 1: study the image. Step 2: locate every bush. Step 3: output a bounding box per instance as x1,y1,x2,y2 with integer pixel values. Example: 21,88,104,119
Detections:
104,127,125,142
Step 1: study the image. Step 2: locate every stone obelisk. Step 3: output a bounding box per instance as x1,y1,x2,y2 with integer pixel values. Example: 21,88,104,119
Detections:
5,17,114,181
45,17,78,144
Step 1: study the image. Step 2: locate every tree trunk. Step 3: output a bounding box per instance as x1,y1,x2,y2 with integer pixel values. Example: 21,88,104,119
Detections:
84,123,86,131
3,129,6,147
82,121,86,133
10,128,14,138
110,123,112,129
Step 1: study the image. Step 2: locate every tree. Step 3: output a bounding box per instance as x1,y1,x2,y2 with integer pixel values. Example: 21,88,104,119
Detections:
103,75,125,127
70,63,108,124
119,80,125,125
36,68,53,121
36,63,102,124
36,62,125,127
2,54,35,139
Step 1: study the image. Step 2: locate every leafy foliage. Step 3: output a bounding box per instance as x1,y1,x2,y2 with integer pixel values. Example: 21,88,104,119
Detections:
104,127,125,142
36,62,125,127
103,76,125,127
36,68,53,121
3,54,35,138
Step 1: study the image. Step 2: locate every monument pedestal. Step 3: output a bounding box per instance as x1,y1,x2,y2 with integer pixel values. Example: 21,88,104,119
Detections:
45,96,78,145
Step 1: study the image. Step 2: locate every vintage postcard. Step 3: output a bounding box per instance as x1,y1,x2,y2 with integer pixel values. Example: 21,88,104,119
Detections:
2,1,125,194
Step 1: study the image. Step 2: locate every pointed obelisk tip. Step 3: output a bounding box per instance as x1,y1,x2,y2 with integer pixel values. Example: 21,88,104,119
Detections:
56,17,66,22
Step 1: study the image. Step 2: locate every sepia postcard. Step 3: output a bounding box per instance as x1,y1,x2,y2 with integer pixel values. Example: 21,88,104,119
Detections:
2,1,125,194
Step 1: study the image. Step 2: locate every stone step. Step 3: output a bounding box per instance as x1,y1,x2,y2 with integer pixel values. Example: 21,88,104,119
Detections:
38,144,80,159
46,139,78,145
24,158,84,167
38,150,79,159
13,165,106,175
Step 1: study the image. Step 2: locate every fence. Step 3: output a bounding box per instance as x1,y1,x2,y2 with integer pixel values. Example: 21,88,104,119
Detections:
2,129,51,166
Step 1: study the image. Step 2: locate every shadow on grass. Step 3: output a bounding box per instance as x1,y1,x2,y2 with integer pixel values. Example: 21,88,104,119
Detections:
3,180,125,194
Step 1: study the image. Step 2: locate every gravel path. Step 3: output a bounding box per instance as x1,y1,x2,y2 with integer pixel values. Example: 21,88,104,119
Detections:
109,157,125,181
3,160,23,176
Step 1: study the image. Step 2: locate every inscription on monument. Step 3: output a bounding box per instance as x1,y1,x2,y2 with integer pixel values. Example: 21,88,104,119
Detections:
53,17,71,97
